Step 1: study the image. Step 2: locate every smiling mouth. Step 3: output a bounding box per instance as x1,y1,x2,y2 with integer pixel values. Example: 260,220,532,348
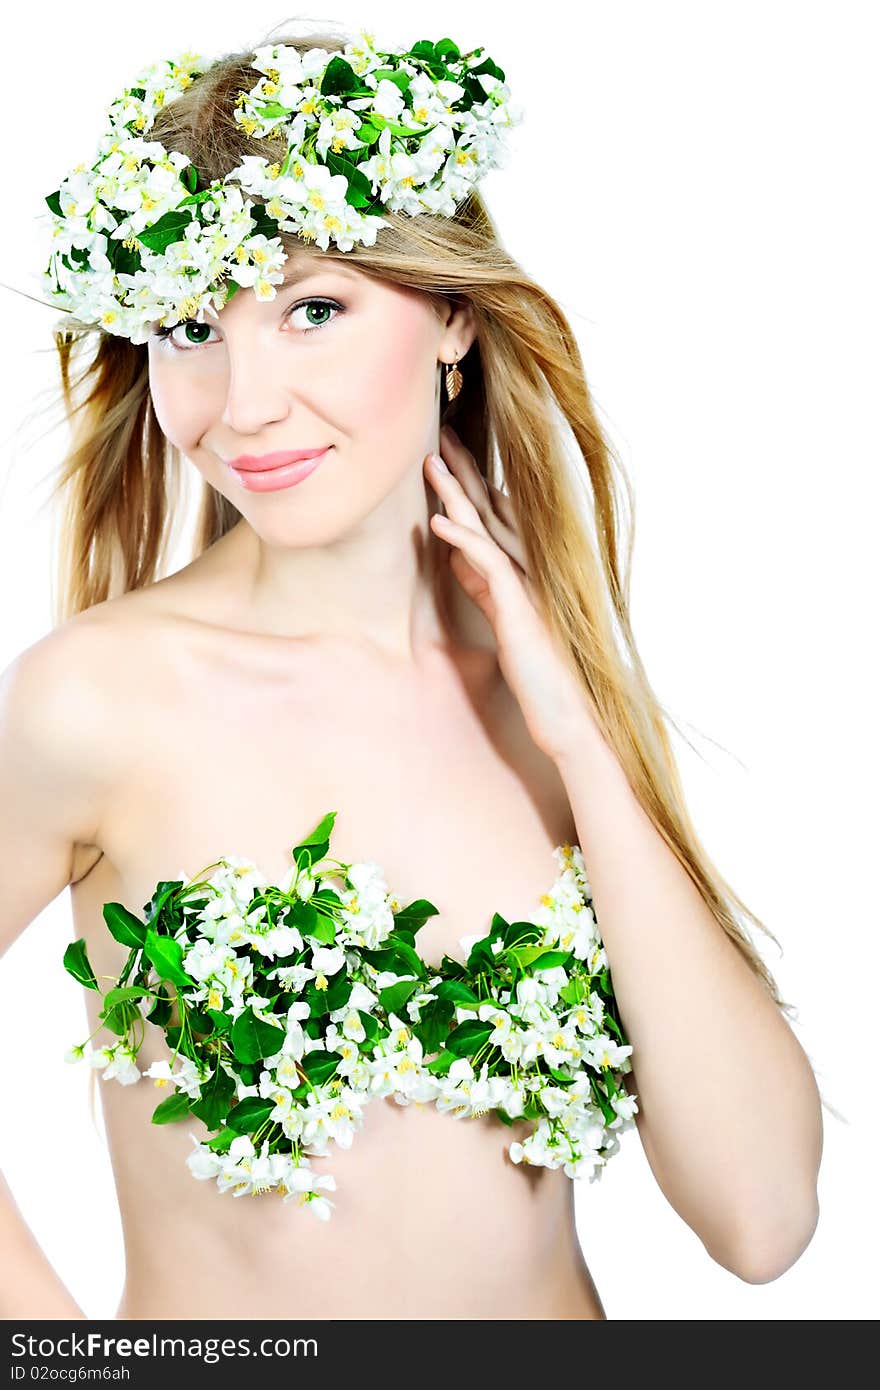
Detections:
226,448,331,472
224,447,331,492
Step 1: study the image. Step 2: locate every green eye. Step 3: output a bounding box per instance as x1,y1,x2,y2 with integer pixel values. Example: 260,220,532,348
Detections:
150,296,343,350
292,299,342,332
182,320,213,344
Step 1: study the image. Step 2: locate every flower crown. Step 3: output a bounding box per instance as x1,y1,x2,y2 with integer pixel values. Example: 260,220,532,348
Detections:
40,30,522,345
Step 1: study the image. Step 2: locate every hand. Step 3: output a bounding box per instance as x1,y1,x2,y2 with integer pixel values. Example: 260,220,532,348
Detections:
424,424,596,762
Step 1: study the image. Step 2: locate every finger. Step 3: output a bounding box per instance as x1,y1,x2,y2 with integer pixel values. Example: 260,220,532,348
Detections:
430,511,519,588
439,429,529,572
482,486,528,572
430,452,529,574
426,454,490,537
486,481,518,531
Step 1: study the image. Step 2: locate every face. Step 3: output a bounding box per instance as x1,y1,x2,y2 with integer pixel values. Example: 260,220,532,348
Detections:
146,249,475,549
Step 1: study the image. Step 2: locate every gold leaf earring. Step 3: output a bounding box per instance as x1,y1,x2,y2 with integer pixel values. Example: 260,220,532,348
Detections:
444,349,463,401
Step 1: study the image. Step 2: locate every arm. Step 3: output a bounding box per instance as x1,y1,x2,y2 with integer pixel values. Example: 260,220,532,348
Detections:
552,714,822,1284
0,622,118,1319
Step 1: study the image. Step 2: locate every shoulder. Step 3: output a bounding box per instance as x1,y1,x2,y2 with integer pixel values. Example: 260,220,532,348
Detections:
0,587,176,772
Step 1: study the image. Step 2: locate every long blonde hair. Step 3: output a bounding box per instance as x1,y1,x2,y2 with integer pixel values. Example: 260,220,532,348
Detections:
44,26,812,1055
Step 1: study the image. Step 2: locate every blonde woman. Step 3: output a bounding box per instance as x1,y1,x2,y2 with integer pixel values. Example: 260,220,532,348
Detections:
0,23,823,1321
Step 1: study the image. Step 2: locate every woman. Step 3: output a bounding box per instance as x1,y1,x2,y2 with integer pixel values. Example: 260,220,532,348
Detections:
0,24,823,1320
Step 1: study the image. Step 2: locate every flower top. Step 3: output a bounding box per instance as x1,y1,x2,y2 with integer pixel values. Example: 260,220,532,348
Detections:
64,811,637,1221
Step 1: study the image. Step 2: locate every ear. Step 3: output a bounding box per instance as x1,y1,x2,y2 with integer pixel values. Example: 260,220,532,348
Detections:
439,296,477,362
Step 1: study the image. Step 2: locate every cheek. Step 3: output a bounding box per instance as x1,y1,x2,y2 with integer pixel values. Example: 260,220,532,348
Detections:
147,357,209,450
337,310,438,431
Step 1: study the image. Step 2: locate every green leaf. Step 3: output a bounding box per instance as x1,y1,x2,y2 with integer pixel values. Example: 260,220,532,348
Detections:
354,119,382,146
469,55,505,83
559,976,588,1007
378,979,419,1014
502,922,543,950
380,117,430,138
291,812,336,875
435,38,461,62
324,973,351,1011
603,1011,625,1042
592,1085,616,1125
299,1049,340,1085
508,943,551,969
151,1092,192,1124
357,1010,380,1047
206,1126,236,1153
101,1000,141,1036
224,278,240,305
303,982,333,1018
102,902,146,948
105,238,142,278
392,898,440,931
190,1066,236,1129
102,986,150,1009
45,189,63,217
255,100,291,118
361,937,427,979
143,929,192,990
412,996,455,1053
137,210,193,253
143,880,184,925
63,938,99,991
247,203,280,240
176,189,216,209
146,983,173,1027
520,949,573,972
205,1008,232,1034
186,1009,214,1035
424,1048,455,1075
545,1066,576,1087
230,1007,285,1065
465,941,498,975
444,1018,494,1058
320,55,359,97
324,151,374,209
304,913,336,945
225,1096,275,1134
432,980,480,1007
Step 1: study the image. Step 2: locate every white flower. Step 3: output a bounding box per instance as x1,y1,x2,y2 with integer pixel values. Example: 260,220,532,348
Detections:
143,1059,176,1088
310,945,346,978
89,1043,141,1086
185,1135,223,1180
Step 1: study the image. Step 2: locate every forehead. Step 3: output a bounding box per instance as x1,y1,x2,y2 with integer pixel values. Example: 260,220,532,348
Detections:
276,253,366,289
200,254,369,322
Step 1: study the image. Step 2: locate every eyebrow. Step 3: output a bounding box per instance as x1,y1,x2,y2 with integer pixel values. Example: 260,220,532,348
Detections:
278,261,361,288
198,260,360,323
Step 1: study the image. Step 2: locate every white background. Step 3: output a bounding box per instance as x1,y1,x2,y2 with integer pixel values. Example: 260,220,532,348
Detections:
1,1,877,1320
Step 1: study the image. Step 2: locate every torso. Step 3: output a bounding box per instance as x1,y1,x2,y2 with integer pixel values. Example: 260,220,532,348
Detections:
66,551,607,1320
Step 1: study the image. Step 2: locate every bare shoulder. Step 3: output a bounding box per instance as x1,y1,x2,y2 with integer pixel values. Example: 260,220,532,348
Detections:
0,586,178,771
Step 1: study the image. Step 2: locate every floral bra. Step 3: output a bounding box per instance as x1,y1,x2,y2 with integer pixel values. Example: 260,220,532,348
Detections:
64,812,638,1221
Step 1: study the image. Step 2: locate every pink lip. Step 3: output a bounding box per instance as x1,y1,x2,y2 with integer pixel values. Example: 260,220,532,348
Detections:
228,448,329,472
226,447,330,493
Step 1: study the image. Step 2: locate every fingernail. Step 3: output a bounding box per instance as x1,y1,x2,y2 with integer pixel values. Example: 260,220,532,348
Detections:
430,452,449,473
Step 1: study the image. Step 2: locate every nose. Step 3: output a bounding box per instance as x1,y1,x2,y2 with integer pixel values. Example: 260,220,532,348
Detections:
218,332,292,436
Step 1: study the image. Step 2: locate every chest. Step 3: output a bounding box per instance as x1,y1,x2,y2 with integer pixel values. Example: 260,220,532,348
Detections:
74,636,578,969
